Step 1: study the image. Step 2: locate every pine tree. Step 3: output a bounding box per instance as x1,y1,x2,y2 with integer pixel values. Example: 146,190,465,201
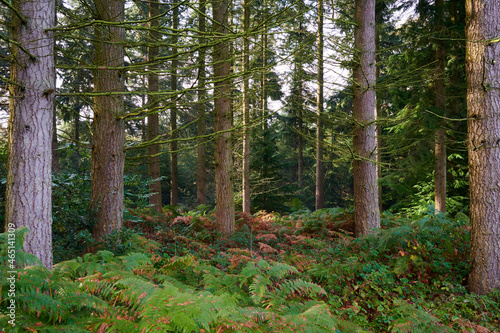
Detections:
5,0,56,269
91,0,126,241
466,0,500,295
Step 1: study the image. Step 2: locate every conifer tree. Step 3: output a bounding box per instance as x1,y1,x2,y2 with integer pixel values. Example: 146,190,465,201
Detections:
466,0,500,295
147,0,162,213
353,0,380,236
91,0,126,241
213,0,235,235
5,0,56,269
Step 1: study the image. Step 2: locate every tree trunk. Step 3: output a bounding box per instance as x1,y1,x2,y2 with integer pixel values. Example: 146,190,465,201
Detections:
147,0,162,213
213,0,235,236
52,104,60,175
91,0,125,241
353,0,380,237
242,0,251,213
197,0,207,205
434,0,446,213
466,0,500,295
6,0,55,269
261,19,268,130
375,8,382,213
315,0,324,210
170,3,179,206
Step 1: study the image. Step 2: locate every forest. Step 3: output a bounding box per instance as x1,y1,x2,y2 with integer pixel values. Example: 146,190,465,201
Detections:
1,0,500,331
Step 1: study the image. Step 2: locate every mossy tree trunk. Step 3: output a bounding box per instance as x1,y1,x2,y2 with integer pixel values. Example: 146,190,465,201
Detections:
466,0,500,295
91,0,125,241
6,0,56,269
213,0,235,236
147,0,162,213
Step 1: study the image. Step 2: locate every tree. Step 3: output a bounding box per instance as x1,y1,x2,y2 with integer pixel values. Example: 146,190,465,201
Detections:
242,0,251,213
315,0,324,210
197,0,208,205
147,0,162,213
353,0,380,236
434,0,446,213
466,0,500,294
91,0,126,241
213,0,235,235
5,0,55,269
170,2,179,206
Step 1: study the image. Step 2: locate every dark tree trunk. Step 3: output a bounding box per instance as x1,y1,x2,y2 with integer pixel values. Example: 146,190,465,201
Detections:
6,0,55,269
353,0,380,237
213,0,235,236
434,0,447,213
466,0,500,295
52,104,60,174
242,0,251,213
91,0,125,241
170,3,179,206
147,0,162,213
197,0,207,205
315,0,324,210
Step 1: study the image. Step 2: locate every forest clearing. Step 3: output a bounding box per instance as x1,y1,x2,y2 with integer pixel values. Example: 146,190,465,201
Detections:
1,0,500,331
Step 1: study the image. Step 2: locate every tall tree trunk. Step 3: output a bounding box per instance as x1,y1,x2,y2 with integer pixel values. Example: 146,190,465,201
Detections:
52,104,60,174
466,0,500,295
74,106,81,169
197,0,207,205
353,0,380,237
296,7,305,192
315,0,324,210
242,0,251,213
261,19,268,130
91,0,125,241
213,0,235,236
434,0,446,213
170,3,179,206
6,0,55,269
375,6,382,213
147,0,162,213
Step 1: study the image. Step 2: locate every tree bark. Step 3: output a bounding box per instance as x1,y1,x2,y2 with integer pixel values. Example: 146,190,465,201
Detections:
147,0,162,213
315,0,324,210
91,0,125,241
242,0,251,213
197,0,207,205
213,0,235,236
6,0,55,269
170,3,179,206
353,0,380,237
52,104,60,174
466,0,500,295
434,0,447,213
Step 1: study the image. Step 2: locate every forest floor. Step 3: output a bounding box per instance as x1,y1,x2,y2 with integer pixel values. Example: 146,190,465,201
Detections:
1,207,500,332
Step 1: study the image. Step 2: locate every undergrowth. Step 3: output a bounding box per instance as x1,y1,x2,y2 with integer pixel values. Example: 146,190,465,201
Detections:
1,208,499,332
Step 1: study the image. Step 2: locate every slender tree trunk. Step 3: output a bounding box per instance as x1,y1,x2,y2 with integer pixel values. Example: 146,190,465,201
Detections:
6,0,55,269
315,0,324,210
242,0,251,213
74,106,81,169
170,3,179,206
213,0,235,236
297,4,305,193
375,8,383,213
261,19,268,130
91,0,125,241
197,0,207,205
52,104,60,174
466,0,500,295
434,0,446,213
147,0,162,213
353,0,380,237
